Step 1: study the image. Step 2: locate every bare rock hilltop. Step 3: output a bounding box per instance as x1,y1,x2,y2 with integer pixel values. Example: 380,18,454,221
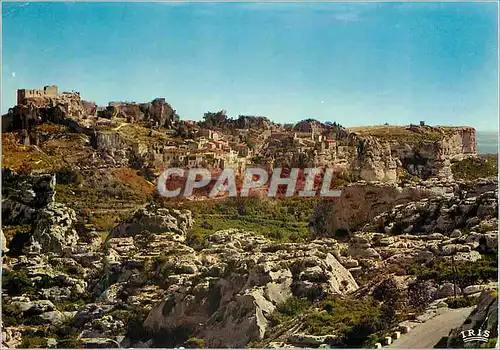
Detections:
1,85,497,349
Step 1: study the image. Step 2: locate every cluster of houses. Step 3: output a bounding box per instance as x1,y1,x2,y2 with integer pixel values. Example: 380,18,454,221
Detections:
267,129,340,154
141,118,349,175
133,126,254,175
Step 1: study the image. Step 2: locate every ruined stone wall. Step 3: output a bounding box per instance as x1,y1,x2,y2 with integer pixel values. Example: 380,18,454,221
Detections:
17,86,58,105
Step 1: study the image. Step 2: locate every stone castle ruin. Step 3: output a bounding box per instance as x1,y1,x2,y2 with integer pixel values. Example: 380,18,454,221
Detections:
17,85,59,105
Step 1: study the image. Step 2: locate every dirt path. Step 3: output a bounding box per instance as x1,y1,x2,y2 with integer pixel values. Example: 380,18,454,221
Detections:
112,122,129,131
389,307,474,348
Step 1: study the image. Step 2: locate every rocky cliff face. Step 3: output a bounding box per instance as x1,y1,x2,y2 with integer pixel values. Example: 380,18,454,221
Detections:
331,179,497,287
93,131,131,166
365,179,498,236
107,99,179,128
352,126,477,182
264,125,476,183
310,179,459,236
356,137,398,182
143,230,357,347
389,127,477,180
2,93,179,161
4,93,87,131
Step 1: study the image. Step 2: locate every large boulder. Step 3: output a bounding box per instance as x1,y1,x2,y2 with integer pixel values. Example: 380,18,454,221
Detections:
4,298,55,316
27,202,78,254
438,283,462,298
110,206,192,238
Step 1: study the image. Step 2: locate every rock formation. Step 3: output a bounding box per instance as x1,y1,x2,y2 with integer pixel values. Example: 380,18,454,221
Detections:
143,230,358,347
2,169,56,226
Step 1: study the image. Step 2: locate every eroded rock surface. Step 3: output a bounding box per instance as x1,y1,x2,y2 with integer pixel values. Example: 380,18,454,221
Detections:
143,230,357,347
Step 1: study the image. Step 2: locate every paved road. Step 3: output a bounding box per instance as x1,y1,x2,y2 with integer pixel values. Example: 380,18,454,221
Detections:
389,307,475,349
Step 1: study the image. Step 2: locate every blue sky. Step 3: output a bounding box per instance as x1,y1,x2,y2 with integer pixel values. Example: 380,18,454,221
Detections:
2,2,498,130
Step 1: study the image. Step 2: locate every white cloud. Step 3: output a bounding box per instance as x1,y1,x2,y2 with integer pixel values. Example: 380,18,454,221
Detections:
12,72,16,78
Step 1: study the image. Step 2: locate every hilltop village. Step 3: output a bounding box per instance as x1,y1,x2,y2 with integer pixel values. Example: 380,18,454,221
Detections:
1,86,497,349
2,85,479,185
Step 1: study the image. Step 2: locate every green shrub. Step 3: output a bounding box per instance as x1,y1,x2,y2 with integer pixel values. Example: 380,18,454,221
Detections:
451,156,498,181
185,337,205,348
344,317,383,348
446,296,478,309
407,253,497,289
334,228,349,240
277,297,311,317
363,333,380,348
2,269,36,296
20,336,47,348
108,305,151,342
2,315,20,326
25,315,47,325
56,167,84,185
50,323,84,348
186,230,208,251
268,297,312,327
480,338,498,348
303,296,382,340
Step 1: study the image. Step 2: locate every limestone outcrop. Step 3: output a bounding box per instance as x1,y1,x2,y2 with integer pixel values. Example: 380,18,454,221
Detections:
109,205,193,238
1,169,56,226
3,92,87,132
107,98,179,128
390,126,477,180
366,181,498,236
143,230,358,347
264,124,477,183
310,181,446,236
27,202,79,254
311,177,497,237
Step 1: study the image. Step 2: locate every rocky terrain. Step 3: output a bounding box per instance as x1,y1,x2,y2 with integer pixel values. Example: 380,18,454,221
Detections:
2,170,498,348
1,87,498,348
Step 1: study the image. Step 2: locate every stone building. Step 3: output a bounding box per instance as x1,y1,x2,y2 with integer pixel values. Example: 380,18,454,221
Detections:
200,128,220,141
17,85,58,105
